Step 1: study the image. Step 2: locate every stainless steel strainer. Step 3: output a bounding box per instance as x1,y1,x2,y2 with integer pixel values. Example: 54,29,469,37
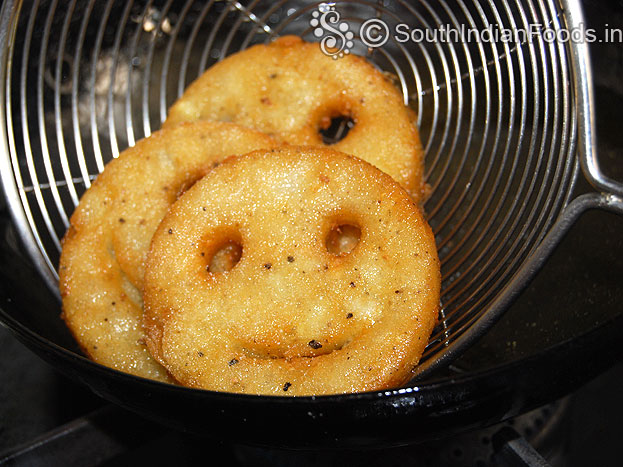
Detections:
0,0,621,379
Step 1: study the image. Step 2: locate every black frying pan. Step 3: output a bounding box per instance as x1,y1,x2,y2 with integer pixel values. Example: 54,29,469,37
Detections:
1,201,622,448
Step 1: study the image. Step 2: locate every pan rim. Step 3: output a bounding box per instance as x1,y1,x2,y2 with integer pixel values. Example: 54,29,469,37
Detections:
2,292,621,405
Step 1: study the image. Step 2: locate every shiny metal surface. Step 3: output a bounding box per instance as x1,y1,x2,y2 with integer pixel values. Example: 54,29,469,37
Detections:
0,0,620,375
562,0,623,198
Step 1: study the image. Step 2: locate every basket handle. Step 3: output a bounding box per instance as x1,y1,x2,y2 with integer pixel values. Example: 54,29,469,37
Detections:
564,0,623,200
414,190,622,379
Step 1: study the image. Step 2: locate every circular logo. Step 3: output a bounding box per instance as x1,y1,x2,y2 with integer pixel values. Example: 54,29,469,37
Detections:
360,18,390,48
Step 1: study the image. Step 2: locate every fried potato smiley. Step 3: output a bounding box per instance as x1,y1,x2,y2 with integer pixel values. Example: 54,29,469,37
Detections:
143,147,440,395
59,121,278,381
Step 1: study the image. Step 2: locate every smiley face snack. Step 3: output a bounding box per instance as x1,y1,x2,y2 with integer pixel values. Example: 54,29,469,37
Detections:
143,147,440,395
164,36,426,202
59,122,277,381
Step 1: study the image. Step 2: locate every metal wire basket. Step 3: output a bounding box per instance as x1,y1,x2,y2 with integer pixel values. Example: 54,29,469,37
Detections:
0,0,621,379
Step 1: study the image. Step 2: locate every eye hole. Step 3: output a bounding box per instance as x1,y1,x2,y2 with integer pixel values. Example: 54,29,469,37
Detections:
206,240,243,273
326,224,361,256
319,115,354,145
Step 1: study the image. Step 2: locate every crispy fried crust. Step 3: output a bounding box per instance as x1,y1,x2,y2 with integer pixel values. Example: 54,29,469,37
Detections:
164,36,426,202
143,147,440,395
59,122,277,381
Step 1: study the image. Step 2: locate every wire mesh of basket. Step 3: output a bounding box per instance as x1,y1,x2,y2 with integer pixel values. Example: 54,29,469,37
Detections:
0,0,621,376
